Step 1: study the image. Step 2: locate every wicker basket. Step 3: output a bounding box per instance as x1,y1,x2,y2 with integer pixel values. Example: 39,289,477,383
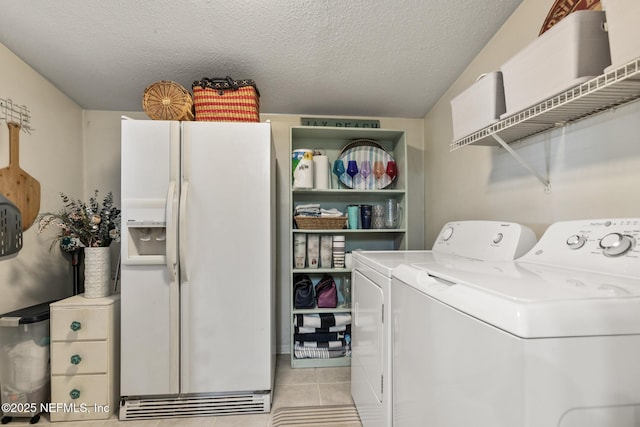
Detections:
294,216,347,230
143,81,194,121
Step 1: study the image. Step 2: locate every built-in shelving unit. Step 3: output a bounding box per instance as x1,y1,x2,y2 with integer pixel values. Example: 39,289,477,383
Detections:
289,126,408,368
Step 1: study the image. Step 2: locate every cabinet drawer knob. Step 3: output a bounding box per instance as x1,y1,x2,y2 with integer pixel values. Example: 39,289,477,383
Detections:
70,321,82,331
69,389,81,399
69,320,82,331
70,354,82,365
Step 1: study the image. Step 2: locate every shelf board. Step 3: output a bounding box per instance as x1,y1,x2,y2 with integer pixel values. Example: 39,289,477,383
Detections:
292,268,351,274
292,189,405,195
291,126,404,141
451,57,640,150
291,355,351,369
292,228,406,234
292,307,352,315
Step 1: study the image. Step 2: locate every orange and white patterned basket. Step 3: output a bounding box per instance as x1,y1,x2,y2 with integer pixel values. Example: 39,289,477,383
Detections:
192,77,260,122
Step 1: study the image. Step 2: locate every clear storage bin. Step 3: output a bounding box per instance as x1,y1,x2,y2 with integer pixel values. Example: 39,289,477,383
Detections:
0,301,53,424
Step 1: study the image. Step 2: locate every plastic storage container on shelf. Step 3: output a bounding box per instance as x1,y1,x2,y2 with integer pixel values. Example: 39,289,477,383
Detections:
500,10,611,117
601,0,640,72
450,71,506,140
0,301,54,424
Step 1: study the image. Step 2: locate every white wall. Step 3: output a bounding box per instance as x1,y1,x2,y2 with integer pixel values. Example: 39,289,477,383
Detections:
424,0,640,244
0,44,84,314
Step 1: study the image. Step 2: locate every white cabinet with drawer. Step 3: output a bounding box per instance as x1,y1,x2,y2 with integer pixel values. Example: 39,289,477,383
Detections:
49,294,120,422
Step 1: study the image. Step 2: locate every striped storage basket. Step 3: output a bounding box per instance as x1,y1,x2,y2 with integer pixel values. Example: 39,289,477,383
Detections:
192,77,260,122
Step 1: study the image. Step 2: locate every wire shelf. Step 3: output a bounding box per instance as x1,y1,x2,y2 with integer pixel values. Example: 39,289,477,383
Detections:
450,57,640,151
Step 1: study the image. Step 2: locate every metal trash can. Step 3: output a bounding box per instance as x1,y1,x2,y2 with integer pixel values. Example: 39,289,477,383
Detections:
0,301,53,424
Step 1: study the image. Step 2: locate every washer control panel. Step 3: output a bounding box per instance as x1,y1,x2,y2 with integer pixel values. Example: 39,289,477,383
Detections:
566,234,587,250
523,219,640,276
433,220,537,261
598,232,635,257
441,226,454,241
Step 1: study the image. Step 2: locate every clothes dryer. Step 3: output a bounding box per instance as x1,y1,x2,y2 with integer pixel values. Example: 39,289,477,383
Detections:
392,218,640,427
351,220,536,427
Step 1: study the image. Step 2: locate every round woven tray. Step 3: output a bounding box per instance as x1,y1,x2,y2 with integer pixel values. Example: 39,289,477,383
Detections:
143,80,194,121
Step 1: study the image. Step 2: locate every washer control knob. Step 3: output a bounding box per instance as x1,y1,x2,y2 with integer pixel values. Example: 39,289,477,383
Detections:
492,233,503,244
566,234,586,249
599,233,634,257
441,226,454,241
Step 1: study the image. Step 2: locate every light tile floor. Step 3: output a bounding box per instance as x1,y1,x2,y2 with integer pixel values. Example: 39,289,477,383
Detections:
12,355,358,426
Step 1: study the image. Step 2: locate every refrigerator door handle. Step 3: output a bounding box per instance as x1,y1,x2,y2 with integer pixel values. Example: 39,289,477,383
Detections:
179,181,189,283
165,181,178,278
167,179,181,393
354,301,360,327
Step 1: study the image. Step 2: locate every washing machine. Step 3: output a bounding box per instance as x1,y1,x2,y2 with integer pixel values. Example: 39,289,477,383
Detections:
392,218,640,427
351,220,537,427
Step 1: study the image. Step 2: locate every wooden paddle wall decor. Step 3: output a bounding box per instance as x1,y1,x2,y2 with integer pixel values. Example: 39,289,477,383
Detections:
0,122,41,230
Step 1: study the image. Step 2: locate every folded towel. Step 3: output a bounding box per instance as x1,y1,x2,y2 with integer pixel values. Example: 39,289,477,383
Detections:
295,340,347,349
296,203,321,210
320,208,344,217
294,313,352,328
294,204,321,216
294,332,344,343
294,344,351,359
295,325,351,334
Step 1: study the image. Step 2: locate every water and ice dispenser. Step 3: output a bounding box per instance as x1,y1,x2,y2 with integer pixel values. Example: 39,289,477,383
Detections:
122,202,169,263
126,222,166,257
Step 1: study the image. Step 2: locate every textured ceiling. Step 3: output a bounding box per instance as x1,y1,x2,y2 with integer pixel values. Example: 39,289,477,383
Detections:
0,0,524,118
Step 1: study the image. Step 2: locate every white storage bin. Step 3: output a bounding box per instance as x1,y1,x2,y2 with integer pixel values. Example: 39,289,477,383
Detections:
500,10,611,117
450,71,505,140
602,0,640,71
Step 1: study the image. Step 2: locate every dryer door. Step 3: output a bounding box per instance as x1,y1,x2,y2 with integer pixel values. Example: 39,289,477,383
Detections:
352,269,384,403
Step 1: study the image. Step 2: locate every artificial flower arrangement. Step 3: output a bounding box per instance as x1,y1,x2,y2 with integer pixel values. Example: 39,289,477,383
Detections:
37,190,121,252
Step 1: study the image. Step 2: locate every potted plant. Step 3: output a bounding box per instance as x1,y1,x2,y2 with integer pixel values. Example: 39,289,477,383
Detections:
37,190,121,298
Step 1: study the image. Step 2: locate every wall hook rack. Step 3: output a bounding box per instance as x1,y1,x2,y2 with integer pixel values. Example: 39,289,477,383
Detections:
0,98,34,133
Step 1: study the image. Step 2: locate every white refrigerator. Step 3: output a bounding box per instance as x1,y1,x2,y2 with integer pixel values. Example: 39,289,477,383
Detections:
119,118,276,420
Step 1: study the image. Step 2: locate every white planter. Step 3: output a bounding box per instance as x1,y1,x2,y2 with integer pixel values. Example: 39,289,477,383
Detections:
83,247,111,298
